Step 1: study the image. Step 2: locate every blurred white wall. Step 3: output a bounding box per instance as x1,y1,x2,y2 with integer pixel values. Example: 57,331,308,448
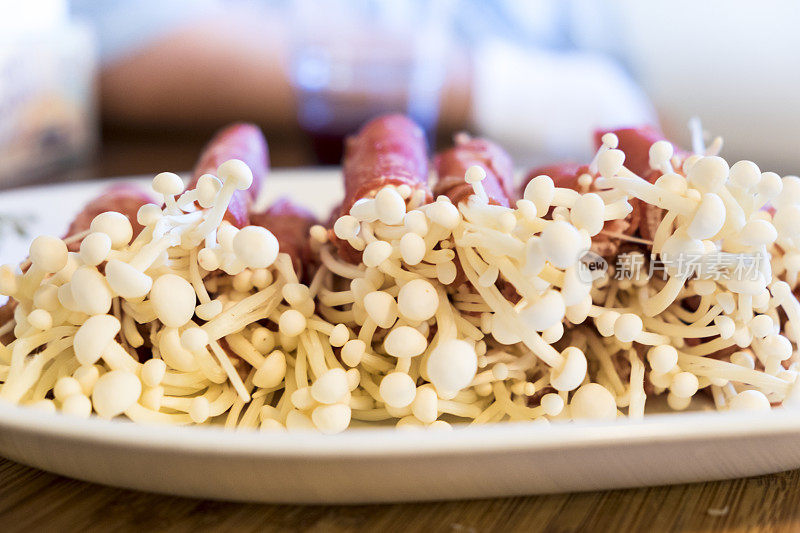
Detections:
572,0,800,174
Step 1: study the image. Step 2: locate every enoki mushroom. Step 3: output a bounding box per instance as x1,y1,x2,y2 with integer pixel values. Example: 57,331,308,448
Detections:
1,128,799,434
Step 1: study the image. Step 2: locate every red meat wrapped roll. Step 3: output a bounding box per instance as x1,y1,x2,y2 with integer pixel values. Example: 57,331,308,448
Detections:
434,133,514,207
521,162,587,194
341,114,430,214
65,184,155,251
336,114,431,262
593,126,691,240
520,162,641,260
190,123,269,228
593,126,690,180
250,198,318,282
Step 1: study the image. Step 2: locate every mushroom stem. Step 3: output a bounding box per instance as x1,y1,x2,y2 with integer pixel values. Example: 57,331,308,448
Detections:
458,246,563,368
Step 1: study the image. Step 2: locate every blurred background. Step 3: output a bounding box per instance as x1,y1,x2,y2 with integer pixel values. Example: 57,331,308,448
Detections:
1,0,799,189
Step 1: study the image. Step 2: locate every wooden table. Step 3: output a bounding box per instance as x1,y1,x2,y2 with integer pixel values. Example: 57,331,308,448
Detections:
2,129,799,532
2,457,799,532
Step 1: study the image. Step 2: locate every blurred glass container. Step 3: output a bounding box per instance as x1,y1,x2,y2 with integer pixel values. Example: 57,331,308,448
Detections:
288,0,452,164
0,0,97,188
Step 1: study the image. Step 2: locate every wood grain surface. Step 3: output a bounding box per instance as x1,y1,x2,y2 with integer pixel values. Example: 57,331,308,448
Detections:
0,457,798,533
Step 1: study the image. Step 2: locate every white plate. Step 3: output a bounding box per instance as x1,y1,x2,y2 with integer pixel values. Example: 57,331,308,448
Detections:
1,171,800,504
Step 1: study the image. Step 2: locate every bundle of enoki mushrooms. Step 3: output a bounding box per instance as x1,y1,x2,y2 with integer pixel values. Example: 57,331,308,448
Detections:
1,115,799,433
